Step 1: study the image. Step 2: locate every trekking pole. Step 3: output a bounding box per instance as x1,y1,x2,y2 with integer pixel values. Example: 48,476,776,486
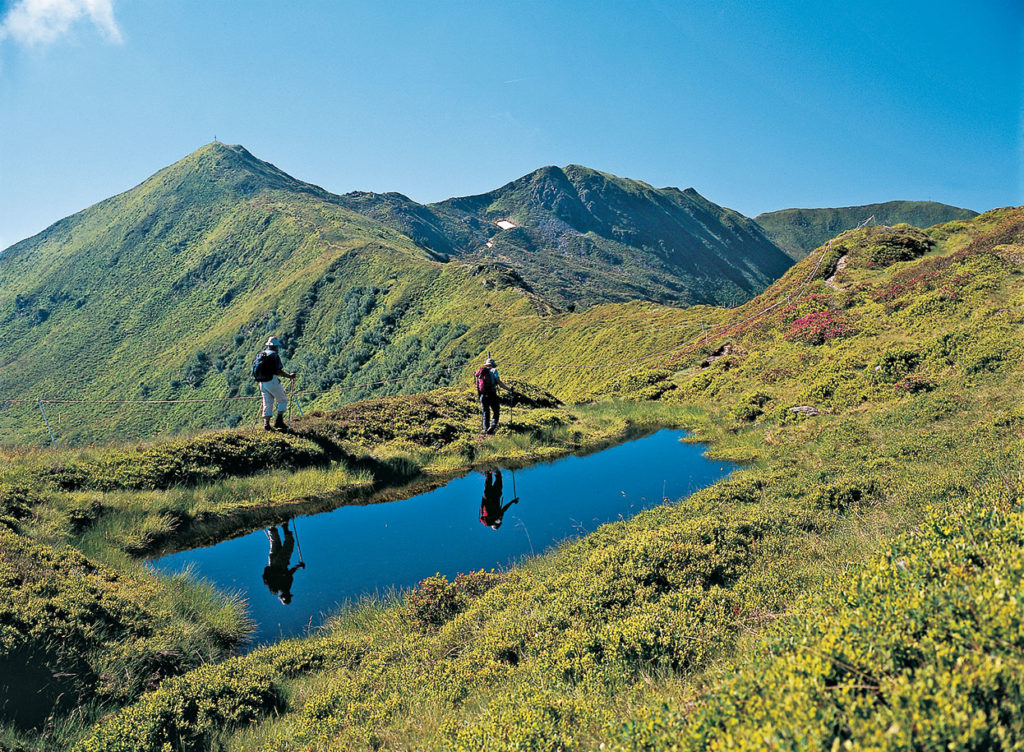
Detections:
291,376,305,417
37,399,57,448
250,393,261,432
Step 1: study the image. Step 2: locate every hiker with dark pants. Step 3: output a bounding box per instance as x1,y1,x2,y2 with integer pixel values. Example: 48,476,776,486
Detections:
479,469,517,529
475,357,511,435
252,336,297,431
262,519,305,604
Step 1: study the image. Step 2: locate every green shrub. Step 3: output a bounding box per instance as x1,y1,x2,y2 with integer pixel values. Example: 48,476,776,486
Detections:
810,477,878,512
406,570,505,631
76,660,282,752
0,531,245,733
0,483,42,532
730,391,773,422
872,348,922,383
861,225,935,267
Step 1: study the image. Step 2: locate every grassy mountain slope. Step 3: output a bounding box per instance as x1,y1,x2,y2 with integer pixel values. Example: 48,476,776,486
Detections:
755,200,978,258
0,145,793,446
332,190,475,259
2,208,1020,750
0,144,548,445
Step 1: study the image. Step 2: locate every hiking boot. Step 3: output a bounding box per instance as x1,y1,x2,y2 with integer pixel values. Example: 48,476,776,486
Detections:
263,422,273,431
274,413,287,431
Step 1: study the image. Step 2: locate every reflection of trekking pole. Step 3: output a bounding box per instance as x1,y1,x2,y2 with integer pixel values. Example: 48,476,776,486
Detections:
511,468,519,503
292,518,305,566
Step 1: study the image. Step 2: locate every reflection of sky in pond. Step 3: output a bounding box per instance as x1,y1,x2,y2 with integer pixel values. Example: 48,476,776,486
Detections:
149,429,734,645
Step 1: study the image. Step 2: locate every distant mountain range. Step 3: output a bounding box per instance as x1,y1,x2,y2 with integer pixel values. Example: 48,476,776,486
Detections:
338,164,792,309
755,201,978,259
0,143,982,442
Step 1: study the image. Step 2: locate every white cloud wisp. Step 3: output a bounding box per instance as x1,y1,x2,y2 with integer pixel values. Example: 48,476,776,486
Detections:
0,0,122,45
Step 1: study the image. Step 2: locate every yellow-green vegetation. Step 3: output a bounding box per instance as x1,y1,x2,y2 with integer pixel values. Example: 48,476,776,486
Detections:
0,529,249,746
0,382,673,750
612,486,1024,751
3,207,1024,750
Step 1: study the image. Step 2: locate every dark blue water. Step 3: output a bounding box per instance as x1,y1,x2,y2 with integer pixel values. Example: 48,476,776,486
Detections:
149,429,733,645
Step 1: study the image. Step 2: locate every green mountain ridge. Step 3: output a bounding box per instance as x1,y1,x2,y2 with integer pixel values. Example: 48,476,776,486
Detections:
1,143,523,444
1,143,984,446
0,143,790,444
343,163,794,308
755,199,979,258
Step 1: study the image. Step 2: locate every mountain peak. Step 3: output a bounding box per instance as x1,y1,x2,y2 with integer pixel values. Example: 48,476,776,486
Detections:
155,142,332,200
179,141,263,172
423,161,794,309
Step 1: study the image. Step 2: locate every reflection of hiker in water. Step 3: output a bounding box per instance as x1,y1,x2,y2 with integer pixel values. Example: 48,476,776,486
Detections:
262,519,305,604
480,469,518,530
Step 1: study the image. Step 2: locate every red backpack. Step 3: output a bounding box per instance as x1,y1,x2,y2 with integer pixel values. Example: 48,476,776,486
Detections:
475,366,495,395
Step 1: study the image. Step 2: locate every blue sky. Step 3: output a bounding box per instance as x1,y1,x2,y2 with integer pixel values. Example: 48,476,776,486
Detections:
1,0,1020,250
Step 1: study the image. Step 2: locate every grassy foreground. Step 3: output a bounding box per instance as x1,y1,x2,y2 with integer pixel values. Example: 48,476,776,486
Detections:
1,380,680,750
2,208,1023,750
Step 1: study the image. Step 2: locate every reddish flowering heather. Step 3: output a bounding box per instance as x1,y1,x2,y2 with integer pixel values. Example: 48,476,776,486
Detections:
786,310,857,345
780,293,833,324
873,269,968,309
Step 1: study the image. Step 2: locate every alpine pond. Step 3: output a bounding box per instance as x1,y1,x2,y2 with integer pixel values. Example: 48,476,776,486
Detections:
149,429,734,644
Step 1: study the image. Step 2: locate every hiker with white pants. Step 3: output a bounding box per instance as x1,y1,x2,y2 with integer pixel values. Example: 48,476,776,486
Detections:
252,337,297,431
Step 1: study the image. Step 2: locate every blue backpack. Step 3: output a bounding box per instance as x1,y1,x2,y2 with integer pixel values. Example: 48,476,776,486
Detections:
252,350,276,382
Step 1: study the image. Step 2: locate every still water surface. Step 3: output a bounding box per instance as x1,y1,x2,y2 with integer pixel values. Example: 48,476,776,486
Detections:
149,429,734,645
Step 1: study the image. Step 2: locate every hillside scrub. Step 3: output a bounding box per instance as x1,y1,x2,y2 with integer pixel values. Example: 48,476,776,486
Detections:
612,483,1024,752
31,209,1019,750
0,530,249,746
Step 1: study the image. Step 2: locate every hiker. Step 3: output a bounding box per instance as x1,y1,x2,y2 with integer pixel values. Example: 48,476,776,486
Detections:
262,519,305,605
475,357,511,435
253,336,297,431
479,469,518,530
